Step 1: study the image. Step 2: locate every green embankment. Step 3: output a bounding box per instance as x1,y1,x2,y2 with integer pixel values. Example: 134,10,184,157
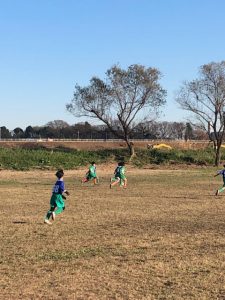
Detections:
0,146,223,170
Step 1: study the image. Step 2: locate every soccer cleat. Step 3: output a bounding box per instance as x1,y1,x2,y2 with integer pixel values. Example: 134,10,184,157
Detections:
215,190,219,196
44,219,52,225
51,212,56,221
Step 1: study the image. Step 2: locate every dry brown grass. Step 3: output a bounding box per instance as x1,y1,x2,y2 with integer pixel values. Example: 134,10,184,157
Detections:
0,139,210,150
1,166,225,299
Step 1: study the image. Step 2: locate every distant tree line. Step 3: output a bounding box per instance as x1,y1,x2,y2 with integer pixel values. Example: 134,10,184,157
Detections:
0,120,207,140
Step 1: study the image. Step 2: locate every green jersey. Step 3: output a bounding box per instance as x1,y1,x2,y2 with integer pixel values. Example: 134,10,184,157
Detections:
120,166,126,180
114,166,126,179
86,165,97,179
89,165,96,176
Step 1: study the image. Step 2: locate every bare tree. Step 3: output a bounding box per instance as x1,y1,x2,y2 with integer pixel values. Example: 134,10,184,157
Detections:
67,64,166,157
176,61,225,166
172,122,185,139
156,121,174,139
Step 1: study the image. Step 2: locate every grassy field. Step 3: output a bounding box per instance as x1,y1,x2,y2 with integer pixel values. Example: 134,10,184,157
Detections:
1,165,225,299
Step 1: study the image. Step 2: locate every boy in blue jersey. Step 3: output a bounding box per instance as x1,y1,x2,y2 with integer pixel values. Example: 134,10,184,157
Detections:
44,169,70,225
214,165,225,196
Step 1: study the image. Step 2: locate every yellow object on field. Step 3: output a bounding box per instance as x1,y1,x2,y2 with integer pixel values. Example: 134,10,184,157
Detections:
152,143,172,150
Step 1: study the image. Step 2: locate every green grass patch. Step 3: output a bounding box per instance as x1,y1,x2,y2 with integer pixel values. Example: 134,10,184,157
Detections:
38,247,106,261
133,147,220,167
0,146,223,170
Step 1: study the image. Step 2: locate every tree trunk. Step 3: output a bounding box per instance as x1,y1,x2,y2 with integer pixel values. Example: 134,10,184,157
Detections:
126,140,136,159
215,141,221,166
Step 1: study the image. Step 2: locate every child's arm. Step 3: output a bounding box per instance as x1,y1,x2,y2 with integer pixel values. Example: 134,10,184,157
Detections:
61,181,70,196
62,190,70,200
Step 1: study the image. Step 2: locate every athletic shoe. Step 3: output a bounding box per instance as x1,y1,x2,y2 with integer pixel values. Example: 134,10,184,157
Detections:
51,212,55,221
215,190,219,196
44,219,52,225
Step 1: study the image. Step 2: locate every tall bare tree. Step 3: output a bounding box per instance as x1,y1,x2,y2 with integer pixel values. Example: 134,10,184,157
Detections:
66,64,166,157
176,61,225,165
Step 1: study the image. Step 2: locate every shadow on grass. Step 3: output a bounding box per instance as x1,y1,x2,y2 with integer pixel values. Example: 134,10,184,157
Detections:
12,221,27,224
163,196,199,200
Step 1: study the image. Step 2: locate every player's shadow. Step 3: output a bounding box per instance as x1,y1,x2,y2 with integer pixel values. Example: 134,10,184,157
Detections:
12,221,27,224
163,196,198,200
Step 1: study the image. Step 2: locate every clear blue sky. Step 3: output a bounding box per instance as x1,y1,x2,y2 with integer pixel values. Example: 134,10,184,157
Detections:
1,0,225,130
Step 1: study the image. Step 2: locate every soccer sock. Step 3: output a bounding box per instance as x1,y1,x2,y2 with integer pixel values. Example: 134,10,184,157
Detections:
45,206,55,220
46,211,52,220
218,187,225,193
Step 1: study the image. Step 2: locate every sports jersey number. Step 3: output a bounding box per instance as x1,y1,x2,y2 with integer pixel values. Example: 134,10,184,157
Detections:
53,185,59,193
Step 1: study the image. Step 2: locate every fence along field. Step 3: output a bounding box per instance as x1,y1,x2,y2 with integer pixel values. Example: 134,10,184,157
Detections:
1,167,225,299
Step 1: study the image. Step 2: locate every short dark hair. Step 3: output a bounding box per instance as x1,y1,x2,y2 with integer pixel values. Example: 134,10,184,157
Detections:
55,169,64,179
91,161,95,165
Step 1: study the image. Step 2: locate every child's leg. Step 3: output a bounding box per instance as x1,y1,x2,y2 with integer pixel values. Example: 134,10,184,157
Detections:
119,179,123,187
110,176,116,183
82,177,89,183
217,186,225,194
123,178,127,188
54,195,65,216
54,206,65,215
45,194,65,221
45,205,55,220
93,176,99,184
119,175,127,188
110,178,120,187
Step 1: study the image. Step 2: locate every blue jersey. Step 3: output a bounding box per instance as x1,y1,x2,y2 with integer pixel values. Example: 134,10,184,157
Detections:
218,169,225,181
52,179,65,194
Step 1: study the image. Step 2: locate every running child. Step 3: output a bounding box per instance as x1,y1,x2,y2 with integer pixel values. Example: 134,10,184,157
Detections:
110,162,122,187
110,162,127,188
44,169,70,225
214,164,225,196
82,162,98,185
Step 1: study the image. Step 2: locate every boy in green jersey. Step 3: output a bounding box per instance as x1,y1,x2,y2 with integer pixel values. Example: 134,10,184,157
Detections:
44,169,70,225
110,162,127,188
82,162,98,185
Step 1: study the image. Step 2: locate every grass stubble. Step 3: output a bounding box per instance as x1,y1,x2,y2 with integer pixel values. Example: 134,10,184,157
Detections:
1,167,225,299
